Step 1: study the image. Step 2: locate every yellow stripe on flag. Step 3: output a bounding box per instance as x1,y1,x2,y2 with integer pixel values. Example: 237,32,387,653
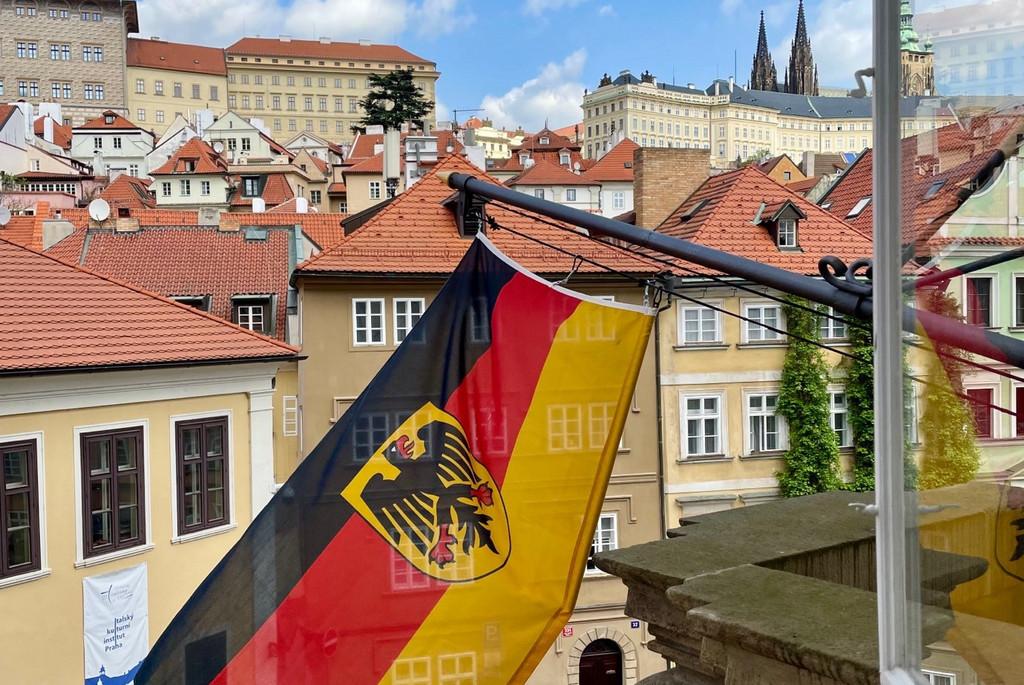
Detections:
379,300,652,685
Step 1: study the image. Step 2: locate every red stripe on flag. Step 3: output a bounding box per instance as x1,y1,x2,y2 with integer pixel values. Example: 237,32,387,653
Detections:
212,273,579,684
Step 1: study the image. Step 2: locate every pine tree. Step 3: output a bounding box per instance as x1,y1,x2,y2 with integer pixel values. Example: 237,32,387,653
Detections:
357,69,433,133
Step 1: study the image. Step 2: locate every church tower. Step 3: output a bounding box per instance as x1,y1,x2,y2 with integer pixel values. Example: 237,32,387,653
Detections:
900,0,936,95
750,11,779,91
784,0,819,96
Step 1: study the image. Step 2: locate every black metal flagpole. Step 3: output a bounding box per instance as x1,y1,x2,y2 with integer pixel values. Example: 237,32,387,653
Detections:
443,171,1024,369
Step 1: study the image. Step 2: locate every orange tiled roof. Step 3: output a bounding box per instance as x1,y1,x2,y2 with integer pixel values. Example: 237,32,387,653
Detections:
0,202,48,251
127,37,227,76
513,127,580,153
221,211,346,251
75,111,144,131
43,224,297,340
581,139,639,183
550,123,582,142
230,173,294,207
0,105,17,130
100,175,156,210
658,165,872,276
0,237,297,374
327,182,347,194
266,198,313,213
33,116,72,150
785,176,821,194
306,155,329,174
821,114,1024,246
227,37,433,65
347,133,383,162
507,159,599,186
296,154,657,277
345,152,386,174
151,138,228,175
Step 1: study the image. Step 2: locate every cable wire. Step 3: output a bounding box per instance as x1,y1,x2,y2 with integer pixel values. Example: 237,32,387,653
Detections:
485,215,1018,419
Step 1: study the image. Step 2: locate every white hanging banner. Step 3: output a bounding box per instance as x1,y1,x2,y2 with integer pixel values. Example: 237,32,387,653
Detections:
83,562,149,685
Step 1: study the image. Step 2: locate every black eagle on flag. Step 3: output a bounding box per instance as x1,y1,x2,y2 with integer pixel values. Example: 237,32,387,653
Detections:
360,419,501,570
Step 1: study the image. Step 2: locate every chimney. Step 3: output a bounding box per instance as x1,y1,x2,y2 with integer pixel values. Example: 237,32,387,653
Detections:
294,196,309,213
43,117,53,143
93,150,105,176
728,76,735,92
633,147,712,229
251,197,266,213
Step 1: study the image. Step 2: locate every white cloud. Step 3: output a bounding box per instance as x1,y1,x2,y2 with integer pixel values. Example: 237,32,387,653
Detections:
479,49,587,131
435,98,451,123
597,4,615,16
135,0,470,45
523,0,588,16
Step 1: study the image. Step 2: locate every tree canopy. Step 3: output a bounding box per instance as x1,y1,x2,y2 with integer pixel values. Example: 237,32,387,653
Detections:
358,69,433,132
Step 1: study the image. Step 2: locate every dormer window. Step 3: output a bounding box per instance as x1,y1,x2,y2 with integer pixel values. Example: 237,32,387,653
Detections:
519,153,530,165
777,218,797,249
184,159,196,172
539,136,549,145
242,176,260,197
104,113,114,125
559,152,570,165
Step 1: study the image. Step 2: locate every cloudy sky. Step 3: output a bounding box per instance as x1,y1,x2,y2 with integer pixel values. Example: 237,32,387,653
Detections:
135,0,971,131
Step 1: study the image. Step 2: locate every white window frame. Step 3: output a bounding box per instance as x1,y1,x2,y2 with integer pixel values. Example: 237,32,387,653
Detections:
829,388,852,448
921,670,956,685
612,191,625,209
680,393,725,459
820,306,848,341
964,383,1000,440
744,390,787,455
742,301,784,343
235,301,267,332
962,273,997,328
168,410,236,544
282,396,298,437
73,419,153,567
565,187,577,202
847,196,871,218
352,297,386,346
585,511,618,576
777,218,797,248
1013,272,1024,327
677,300,722,346
0,431,49,589
393,297,425,345
369,181,381,200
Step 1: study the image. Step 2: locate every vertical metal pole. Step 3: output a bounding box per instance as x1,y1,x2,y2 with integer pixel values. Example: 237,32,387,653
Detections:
874,0,918,681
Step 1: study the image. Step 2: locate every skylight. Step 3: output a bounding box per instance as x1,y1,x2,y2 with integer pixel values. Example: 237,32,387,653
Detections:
847,196,871,218
678,199,708,222
924,179,946,200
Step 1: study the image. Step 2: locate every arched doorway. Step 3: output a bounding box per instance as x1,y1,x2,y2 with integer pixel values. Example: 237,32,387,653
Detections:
579,638,623,685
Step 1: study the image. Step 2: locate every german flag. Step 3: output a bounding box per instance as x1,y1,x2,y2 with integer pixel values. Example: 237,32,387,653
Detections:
136,236,654,684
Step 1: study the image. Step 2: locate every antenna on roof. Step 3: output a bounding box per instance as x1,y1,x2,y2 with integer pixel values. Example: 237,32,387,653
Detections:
0,207,11,227
88,198,110,223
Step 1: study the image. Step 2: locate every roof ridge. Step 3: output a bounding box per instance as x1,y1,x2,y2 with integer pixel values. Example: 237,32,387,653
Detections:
298,154,483,271
1,236,299,355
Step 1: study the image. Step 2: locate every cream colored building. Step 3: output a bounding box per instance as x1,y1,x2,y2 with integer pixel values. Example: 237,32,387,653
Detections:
582,70,956,167
0,236,297,684
223,37,439,143
126,37,228,136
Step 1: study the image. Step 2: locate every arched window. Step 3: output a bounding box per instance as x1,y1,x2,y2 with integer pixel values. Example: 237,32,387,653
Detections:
14,0,39,17
579,638,622,685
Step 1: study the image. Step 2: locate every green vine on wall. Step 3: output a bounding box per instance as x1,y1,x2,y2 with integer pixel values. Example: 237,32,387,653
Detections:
777,297,842,496
846,322,875,492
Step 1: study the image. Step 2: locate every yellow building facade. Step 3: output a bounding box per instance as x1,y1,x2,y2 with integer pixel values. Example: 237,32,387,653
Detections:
125,38,229,135
224,37,439,143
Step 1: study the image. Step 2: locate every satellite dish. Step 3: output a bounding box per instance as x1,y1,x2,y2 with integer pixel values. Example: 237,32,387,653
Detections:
0,207,10,227
213,141,225,154
573,161,582,171
88,198,111,222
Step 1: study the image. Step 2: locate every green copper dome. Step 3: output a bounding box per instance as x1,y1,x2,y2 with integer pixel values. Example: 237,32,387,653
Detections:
900,0,931,52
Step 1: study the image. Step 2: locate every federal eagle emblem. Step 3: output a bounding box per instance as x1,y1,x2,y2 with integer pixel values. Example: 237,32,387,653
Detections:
342,402,511,582
995,483,1024,583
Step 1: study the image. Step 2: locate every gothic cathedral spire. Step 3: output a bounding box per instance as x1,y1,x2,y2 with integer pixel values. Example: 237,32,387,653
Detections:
785,0,819,96
750,11,778,91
